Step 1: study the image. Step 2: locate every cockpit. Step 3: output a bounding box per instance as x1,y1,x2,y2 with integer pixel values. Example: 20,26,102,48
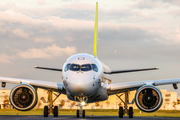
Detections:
64,63,98,72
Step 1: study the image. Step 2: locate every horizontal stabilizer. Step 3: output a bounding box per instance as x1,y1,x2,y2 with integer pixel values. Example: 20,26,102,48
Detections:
104,67,159,74
34,66,62,71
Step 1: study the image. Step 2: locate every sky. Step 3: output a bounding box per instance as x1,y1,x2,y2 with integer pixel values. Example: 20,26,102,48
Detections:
0,0,180,96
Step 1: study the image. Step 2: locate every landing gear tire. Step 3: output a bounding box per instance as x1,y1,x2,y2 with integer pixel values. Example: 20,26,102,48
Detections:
82,110,85,118
119,107,123,118
44,106,48,117
77,110,79,118
54,106,58,117
129,107,133,118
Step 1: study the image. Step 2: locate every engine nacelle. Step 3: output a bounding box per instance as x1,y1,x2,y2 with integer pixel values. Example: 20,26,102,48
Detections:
9,84,38,111
135,85,163,112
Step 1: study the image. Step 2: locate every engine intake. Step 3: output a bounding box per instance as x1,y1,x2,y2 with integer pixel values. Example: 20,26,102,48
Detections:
9,84,38,111
135,85,163,112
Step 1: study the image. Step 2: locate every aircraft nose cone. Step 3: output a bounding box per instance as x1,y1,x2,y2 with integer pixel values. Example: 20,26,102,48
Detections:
64,79,97,96
64,71,100,96
67,81,89,92
74,84,85,93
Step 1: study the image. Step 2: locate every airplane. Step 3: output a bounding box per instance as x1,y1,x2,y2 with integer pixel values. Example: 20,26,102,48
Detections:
0,2,180,118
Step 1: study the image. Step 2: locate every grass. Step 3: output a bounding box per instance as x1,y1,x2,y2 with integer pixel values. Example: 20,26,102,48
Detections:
0,109,180,117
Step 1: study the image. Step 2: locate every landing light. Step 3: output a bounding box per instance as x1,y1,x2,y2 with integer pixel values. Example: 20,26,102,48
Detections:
81,101,85,106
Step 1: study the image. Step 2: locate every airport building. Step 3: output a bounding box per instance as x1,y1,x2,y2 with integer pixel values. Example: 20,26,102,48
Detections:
0,88,11,109
0,88,180,110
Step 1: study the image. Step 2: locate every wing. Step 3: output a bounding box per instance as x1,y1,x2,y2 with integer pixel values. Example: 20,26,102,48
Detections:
0,77,65,93
107,78,180,95
104,67,159,74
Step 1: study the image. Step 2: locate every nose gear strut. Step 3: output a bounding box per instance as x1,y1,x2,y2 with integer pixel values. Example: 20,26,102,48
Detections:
75,95,88,118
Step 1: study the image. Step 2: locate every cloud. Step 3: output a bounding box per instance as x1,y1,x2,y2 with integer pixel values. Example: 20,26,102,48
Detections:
161,0,180,6
16,44,76,59
0,26,7,34
0,0,180,96
12,29,31,38
0,53,13,63
95,22,180,63
32,37,54,43
0,44,76,63
168,9,180,16
37,0,46,5
0,9,94,32
132,1,165,9
44,16,94,31
63,3,94,11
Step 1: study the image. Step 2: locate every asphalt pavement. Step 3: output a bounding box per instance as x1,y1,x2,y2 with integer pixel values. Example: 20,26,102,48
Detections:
0,115,180,120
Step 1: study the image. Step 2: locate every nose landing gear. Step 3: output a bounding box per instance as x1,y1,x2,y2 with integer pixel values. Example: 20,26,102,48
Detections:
75,95,88,118
76,105,86,118
116,90,134,118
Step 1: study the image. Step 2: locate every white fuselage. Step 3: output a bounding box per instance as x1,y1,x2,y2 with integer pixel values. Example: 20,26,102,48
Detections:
62,53,111,103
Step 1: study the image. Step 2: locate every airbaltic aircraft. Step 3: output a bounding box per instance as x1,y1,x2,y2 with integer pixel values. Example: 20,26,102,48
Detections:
1,2,180,118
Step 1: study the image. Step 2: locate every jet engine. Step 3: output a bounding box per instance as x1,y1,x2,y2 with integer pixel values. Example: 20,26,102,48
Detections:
135,85,163,112
9,84,38,111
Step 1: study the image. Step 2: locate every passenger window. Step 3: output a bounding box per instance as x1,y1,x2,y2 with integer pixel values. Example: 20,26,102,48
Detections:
81,64,92,71
92,64,98,72
70,64,80,71
64,64,71,72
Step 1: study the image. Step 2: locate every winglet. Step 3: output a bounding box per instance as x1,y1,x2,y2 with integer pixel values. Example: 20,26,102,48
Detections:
93,2,98,58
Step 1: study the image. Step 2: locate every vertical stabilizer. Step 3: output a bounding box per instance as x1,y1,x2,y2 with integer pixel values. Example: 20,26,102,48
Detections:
93,2,98,58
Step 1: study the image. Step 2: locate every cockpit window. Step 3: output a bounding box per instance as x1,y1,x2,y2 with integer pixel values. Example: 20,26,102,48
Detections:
70,64,80,71
64,63,71,72
67,63,98,72
92,64,98,72
81,64,92,71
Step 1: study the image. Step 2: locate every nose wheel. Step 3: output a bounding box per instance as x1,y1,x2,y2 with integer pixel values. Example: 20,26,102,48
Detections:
83,110,85,118
76,109,85,118
76,110,79,117
75,95,87,118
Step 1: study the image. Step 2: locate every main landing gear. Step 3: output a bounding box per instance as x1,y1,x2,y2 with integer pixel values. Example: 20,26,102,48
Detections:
75,95,87,118
116,90,134,118
43,89,61,117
